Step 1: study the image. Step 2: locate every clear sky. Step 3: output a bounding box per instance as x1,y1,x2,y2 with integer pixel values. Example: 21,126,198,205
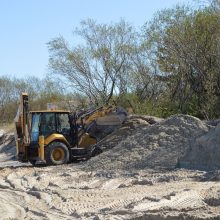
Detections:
0,0,192,79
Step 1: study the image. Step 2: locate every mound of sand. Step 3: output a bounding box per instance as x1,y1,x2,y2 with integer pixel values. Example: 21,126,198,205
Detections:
0,133,15,158
0,130,4,137
180,121,220,170
0,114,219,172
0,131,21,167
85,114,210,172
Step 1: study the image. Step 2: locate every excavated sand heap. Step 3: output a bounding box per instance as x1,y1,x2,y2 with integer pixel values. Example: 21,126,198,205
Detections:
0,114,219,171
85,114,211,172
0,131,20,167
180,121,220,170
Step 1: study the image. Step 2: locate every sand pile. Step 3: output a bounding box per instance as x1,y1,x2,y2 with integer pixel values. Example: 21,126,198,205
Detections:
97,115,163,151
0,133,15,159
0,131,21,167
180,121,220,170
0,129,4,137
85,114,211,172
0,114,219,172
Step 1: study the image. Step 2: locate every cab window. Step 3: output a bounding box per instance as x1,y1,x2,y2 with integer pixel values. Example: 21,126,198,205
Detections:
31,113,40,143
56,113,70,134
40,113,56,136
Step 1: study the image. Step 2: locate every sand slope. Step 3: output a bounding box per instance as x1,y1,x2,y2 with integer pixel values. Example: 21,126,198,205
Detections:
85,114,210,172
180,122,220,170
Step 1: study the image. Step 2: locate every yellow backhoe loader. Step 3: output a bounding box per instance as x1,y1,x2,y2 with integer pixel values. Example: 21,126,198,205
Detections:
14,93,127,166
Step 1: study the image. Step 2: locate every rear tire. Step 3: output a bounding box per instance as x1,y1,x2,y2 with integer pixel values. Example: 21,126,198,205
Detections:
45,141,69,165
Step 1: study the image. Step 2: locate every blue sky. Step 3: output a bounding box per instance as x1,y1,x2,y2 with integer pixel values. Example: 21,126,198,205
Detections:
0,0,192,79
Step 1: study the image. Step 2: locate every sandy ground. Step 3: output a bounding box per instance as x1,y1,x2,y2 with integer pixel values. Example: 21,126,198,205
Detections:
0,165,220,219
0,115,220,220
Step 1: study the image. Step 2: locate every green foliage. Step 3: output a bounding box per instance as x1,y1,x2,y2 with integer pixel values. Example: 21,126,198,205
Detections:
0,76,69,123
145,3,220,119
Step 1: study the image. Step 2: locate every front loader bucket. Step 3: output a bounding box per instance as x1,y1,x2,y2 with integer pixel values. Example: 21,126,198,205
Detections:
77,106,128,147
85,107,127,140
96,107,127,126
96,114,126,126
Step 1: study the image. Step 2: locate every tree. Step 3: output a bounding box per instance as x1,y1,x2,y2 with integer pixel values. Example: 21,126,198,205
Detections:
48,19,136,105
0,77,15,122
144,4,220,118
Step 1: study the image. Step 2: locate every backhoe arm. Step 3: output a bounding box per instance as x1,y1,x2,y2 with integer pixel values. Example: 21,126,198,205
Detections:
14,93,30,162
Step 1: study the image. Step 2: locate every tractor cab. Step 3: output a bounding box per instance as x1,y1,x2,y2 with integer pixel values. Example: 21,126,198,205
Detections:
28,110,85,165
30,111,72,145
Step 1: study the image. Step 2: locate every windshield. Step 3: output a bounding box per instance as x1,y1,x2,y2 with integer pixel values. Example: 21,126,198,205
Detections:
40,113,56,136
31,113,40,143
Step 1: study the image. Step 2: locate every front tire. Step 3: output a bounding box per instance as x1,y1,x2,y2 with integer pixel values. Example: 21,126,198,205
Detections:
45,141,69,165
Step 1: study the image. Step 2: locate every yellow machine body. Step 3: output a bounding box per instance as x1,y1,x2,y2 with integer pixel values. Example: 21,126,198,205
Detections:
44,133,69,146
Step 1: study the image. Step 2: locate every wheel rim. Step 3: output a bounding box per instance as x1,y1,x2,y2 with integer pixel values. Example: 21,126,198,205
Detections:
52,147,65,161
